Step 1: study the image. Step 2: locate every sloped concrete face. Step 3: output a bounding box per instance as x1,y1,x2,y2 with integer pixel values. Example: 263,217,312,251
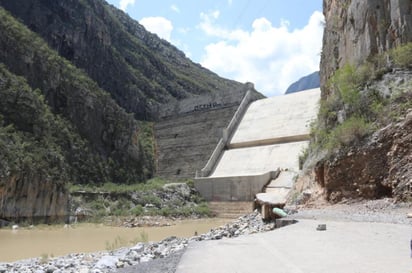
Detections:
210,141,308,177
229,88,320,147
155,106,238,179
195,88,320,202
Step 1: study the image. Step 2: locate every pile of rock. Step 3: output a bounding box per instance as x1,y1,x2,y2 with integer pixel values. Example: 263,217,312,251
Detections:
0,211,276,273
193,211,275,240
71,182,208,222
0,237,190,273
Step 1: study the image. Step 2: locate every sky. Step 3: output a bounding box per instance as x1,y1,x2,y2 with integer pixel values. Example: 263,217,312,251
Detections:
105,0,324,97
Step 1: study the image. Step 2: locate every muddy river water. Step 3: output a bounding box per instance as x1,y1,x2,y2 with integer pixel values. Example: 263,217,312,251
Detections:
0,218,228,262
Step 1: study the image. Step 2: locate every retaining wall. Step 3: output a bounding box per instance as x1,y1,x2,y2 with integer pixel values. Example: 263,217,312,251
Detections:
194,171,279,201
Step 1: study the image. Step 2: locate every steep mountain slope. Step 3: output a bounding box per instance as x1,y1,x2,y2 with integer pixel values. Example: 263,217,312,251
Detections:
0,64,70,222
0,7,155,184
296,0,412,204
0,0,245,120
0,0,264,222
285,71,320,94
0,7,157,221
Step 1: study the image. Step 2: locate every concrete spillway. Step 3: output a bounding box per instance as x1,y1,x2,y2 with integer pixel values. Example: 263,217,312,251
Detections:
229,88,320,149
195,88,320,202
210,141,308,177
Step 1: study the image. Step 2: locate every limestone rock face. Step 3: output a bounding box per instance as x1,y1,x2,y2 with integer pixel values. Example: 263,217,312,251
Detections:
309,0,412,203
320,0,412,89
0,175,68,222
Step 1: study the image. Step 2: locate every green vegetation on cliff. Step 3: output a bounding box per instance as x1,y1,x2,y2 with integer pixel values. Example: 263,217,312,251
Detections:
0,64,72,184
0,7,154,186
0,0,244,120
69,178,211,220
310,43,412,155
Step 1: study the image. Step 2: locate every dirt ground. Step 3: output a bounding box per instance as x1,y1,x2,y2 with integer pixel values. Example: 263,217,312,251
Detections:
288,198,412,224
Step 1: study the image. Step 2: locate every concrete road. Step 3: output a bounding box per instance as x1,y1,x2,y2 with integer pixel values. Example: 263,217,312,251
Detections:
176,219,412,273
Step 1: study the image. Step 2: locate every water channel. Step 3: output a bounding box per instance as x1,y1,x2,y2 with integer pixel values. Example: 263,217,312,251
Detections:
0,218,229,262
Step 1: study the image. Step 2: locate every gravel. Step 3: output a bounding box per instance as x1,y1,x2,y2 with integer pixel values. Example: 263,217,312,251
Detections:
288,198,412,224
116,249,185,273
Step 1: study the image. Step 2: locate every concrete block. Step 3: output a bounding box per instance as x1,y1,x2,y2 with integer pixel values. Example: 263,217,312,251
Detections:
266,171,297,189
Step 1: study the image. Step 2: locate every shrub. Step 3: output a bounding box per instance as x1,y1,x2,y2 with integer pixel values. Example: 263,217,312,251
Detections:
391,42,412,68
330,116,374,147
130,205,143,216
330,64,361,111
298,148,309,170
310,115,374,154
193,203,212,217
141,195,162,207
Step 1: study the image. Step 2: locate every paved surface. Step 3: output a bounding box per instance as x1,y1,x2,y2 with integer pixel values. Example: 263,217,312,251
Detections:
230,88,320,146
176,219,412,273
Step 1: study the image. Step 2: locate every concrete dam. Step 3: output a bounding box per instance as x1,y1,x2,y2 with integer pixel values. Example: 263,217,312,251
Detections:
194,88,320,209
154,83,264,179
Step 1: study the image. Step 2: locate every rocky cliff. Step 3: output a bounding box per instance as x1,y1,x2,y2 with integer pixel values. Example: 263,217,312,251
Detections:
0,0,263,222
0,8,155,222
0,0,246,120
298,0,412,204
320,0,412,91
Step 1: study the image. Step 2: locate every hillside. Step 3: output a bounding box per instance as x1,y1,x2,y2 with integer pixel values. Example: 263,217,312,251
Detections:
285,71,320,94
295,0,412,204
0,7,160,221
0,0,245,120
0,0,263,222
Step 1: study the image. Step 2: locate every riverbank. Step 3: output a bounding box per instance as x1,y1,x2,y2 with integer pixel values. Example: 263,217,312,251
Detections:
1,198,410,273
0,217,230,263
0,211,274,272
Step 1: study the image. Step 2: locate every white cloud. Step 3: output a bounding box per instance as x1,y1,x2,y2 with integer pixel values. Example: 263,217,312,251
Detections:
119,0,136,11
140,17,174,42
139,16,193,58
171,4,180,13
199,11,324,97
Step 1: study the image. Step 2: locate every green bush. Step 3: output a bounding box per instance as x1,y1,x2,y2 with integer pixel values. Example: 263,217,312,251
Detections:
310,116,374,153
130,205,143,216
330,64,361,111
310,42,411,159
298,148,309,170
141,195,162,207
68,177,169,194
330,116,374,147
391,42,412,68
193,203,212,217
